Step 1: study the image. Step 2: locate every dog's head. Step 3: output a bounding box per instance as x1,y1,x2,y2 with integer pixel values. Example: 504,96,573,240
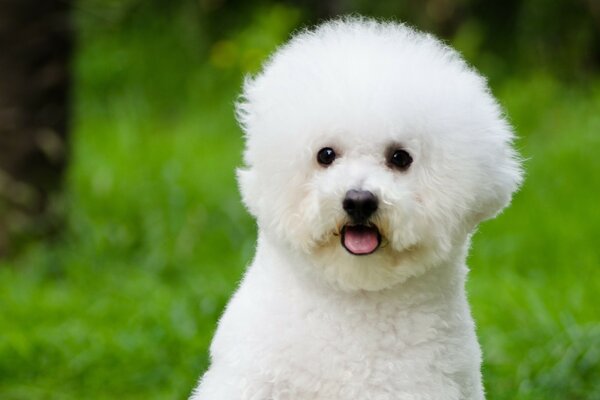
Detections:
236,19,522,291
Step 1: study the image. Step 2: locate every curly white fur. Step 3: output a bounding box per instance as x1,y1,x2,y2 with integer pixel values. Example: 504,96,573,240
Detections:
191,17,522,400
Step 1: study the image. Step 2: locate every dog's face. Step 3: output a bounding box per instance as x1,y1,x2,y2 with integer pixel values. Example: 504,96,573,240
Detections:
236,20,522,291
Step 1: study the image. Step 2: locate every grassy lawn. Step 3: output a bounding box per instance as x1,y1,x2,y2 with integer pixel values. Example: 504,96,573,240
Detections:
1,5,599,399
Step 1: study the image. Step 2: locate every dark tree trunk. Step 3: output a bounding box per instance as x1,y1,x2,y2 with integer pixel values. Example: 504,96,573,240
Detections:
0,0,72,256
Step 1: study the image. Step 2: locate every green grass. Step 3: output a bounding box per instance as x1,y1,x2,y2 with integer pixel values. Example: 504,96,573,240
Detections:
1,4,599,399
469,76,600,399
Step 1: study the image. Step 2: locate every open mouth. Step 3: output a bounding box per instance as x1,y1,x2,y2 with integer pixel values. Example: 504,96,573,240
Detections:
341,224,381,256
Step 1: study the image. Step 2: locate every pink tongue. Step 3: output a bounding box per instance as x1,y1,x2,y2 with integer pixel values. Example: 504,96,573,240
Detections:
343,226,380,255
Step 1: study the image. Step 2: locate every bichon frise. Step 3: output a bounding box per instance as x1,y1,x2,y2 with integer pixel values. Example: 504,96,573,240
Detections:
192,18,522,400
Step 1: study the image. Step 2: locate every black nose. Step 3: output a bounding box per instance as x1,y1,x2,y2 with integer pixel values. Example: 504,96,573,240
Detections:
343,190,378,222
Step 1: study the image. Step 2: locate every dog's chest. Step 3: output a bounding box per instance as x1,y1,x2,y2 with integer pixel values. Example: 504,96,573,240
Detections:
229,288,469,399
203,260,482,399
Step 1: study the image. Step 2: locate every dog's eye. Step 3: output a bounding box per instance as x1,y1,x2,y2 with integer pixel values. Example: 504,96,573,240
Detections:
389,149,413,170
317,147,336,166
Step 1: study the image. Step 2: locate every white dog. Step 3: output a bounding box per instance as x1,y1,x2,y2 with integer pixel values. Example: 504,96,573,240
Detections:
192,18,522,400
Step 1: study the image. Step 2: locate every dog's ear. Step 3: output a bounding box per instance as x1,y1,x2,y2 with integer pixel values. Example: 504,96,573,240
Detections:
469,145,524,226
237,167,260,217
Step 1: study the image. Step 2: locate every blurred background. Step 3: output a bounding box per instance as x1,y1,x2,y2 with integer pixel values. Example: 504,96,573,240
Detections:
0,0,599,398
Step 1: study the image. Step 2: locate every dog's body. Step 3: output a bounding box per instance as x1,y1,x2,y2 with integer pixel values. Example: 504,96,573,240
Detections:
192,18,522,400
194,238,483,399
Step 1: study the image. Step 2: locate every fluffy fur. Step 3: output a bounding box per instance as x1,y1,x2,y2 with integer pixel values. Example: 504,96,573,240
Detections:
192,18,522,400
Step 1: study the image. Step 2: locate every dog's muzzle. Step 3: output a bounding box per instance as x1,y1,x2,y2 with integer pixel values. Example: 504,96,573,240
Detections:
341,190,381,255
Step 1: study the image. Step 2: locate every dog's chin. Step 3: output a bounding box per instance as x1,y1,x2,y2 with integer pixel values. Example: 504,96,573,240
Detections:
305,224,426,291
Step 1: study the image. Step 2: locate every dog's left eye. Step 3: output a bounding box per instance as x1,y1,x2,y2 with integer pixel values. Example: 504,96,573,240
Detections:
389,149,413,170
317,147,336,166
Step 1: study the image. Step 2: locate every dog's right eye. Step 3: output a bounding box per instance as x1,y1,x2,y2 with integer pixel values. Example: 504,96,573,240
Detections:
317,147,336,166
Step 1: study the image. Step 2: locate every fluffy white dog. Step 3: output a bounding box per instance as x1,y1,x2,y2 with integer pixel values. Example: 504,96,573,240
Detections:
192,18,522,400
